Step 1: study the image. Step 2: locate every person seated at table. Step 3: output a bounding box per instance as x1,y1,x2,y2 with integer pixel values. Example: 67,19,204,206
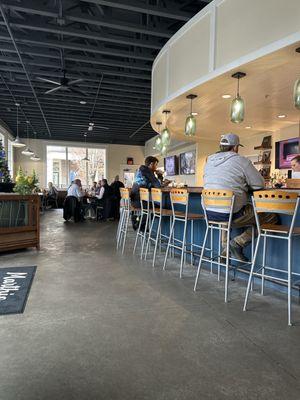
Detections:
203,133,277,261
90,181,97,193
95,179,112,221
110,175,125,220
46,182,58,208
95,181,101,195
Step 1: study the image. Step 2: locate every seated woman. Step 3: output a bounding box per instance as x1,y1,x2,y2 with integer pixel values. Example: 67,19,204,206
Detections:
95,179,112,221
46,182,58,208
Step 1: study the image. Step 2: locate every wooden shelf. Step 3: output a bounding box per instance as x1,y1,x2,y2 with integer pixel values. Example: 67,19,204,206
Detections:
254,146,272,150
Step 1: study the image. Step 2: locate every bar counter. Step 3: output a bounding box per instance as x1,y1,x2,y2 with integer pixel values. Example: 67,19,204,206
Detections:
158,186,300,295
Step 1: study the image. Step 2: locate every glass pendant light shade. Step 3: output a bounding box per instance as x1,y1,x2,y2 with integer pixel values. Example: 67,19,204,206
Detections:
160,145,168,156
22,147,34,156
12,136,26,147
155,136,163,151
185,94,197,136
185,114,196,136
294,78,300,110
30,154,40,161
161,127,171,146
230,72,246,124
230,95,245,123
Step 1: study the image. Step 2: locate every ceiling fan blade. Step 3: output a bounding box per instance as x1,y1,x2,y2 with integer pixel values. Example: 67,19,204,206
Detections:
45,86,62,95
68,78,84,86
36,77,60,85
94,125,110,130
72,124,87,127
68,87,87,97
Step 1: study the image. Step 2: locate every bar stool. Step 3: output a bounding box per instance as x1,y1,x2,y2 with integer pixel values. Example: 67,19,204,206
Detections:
243,190,300,326
144,188,173,267
163,189,204,278
194,189,235,302
133,188,152,258
117,188,140,254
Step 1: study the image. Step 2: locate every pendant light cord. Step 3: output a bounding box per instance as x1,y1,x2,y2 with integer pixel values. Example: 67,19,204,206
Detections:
237,77,240,97
16,104,18,137
190,98,193,114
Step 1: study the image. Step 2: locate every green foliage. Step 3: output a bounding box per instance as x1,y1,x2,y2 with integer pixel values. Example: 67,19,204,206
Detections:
13,166,39,195
0,139,12,184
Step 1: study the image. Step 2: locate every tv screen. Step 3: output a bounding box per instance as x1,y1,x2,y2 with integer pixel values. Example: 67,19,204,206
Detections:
180,151,196,175
275,137,300,169
164,155,178,176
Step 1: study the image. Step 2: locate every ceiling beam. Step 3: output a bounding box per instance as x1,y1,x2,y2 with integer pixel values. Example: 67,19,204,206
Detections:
81,0,193,21
0,19,163,50
0,32,155,61
1,0,173,38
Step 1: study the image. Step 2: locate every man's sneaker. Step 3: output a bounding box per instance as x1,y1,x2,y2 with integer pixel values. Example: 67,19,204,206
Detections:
229,240,249,262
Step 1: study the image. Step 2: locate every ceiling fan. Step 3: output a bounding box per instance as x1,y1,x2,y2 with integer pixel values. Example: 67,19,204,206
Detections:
72,122,109,131
36,69,86,96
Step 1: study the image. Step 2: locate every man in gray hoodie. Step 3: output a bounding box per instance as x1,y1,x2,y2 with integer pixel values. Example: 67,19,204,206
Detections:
203,133,277,261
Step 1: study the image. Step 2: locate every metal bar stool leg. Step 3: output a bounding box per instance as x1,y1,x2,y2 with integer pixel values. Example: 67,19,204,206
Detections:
194,226,209,291
180,219,188,279
288,237,292,326
145,214,155,260
243,234,261,311
152,216,162,267
121,211,130,254
163,219,175,270
224,227,231,303
261,235,267,295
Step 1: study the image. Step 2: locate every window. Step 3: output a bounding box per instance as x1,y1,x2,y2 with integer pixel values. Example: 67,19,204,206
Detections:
46,145,106,188
7,139,13,178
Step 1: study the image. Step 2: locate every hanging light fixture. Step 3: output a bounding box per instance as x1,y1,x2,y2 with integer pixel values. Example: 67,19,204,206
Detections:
185,94,197,136
82,133,90,161
293,48,300,110
161,110,171,146
230,72,246,123
21,121,34,156
30,130,41,161
160,145,168,157
154,121,163,152
12,103,26,148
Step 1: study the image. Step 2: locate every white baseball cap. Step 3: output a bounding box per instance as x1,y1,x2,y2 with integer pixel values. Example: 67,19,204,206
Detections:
220,133,244,147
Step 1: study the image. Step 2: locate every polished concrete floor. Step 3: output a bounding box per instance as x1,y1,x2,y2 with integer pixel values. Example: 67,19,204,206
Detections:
0,210,300,399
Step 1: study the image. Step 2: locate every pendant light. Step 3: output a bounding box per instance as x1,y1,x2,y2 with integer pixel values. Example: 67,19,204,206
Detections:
293,48,300,110
30,130,41,161
154,122,163,152
21,121,34,156
185,94,197,136
82,133,90,161
161,110,171,146
230,72,246,124
12,103,26,148
160,145,168,157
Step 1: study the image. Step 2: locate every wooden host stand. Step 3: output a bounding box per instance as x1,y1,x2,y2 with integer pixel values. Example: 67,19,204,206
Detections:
0,193,40,252
286,179,300,189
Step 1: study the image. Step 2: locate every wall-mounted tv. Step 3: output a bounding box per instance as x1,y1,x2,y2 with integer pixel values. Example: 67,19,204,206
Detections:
179,150,196,175
275,137,300,169
164,155,178,176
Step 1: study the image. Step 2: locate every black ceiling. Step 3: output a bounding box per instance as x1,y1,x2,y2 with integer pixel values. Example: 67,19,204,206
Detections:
0,0,210,145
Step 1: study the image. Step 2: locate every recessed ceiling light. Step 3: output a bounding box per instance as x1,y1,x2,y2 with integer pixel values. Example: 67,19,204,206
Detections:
245,126,252,129
277,114,286,118
222,94,231,99
191,112,198,116
89,122,94,126
80,100,86,105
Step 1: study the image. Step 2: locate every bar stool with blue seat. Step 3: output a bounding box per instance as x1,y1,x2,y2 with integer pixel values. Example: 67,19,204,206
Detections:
163,188,204,278
193,189,236,302
144,188,173,267
133,188,152,258
243,190,300,326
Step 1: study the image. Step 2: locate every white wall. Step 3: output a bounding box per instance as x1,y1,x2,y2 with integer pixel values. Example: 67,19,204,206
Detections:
14,138,145,188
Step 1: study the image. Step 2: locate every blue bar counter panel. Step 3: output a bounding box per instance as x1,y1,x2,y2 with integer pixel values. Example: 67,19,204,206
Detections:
160,187,300,295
